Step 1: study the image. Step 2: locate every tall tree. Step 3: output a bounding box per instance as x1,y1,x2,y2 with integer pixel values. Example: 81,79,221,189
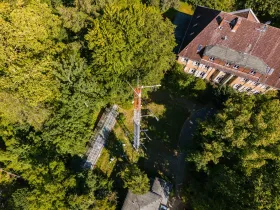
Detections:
185,0,236,11
85,0,176,98
120,164,150,194
42,43,106,155
236,0,280,27
187,92,280,209
0,0,65,128
143,0,180,12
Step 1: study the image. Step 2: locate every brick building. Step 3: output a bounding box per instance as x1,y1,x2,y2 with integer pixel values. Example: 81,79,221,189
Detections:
178,6,280,94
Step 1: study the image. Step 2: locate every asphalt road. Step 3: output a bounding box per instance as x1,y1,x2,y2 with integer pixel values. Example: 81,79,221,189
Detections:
170,105,215,210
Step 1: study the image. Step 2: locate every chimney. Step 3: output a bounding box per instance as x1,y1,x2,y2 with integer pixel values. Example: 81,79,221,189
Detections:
231,17,242,32
216,16,225,30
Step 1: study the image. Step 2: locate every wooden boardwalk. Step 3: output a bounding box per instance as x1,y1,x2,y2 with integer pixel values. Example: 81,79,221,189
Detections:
84,105,118,169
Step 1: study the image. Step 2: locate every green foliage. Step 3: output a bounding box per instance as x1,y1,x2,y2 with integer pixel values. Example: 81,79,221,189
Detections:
0,0,176,208
0,122,115,210
58,6,89,33
42,43,106,155
85,0,176,97
120,164,150,194
185,0,236,11
163,63,207,98
0,0,65,128
187,93,280,209
236,0,280,26
144,0,180,12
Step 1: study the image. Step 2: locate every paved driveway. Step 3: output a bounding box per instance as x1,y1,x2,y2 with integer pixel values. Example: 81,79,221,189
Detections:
170,105,215,209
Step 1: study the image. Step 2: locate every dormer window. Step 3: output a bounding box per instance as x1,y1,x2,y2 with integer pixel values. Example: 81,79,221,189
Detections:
233,65,239,69
225,62,230,67
218,26,223,30
209,57,215,61
250,70,256,75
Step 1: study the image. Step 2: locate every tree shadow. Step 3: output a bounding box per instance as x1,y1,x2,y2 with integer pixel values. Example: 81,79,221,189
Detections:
138,87,191,182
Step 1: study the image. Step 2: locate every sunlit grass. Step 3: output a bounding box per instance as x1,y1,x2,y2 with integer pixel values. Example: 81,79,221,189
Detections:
95,148,117,177
178,2,194,15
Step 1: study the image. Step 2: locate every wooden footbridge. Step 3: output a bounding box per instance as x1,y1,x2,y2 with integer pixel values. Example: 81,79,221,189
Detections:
83,105,118,169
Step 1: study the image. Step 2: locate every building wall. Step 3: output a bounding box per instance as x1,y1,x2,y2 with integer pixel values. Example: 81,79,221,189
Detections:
178,56,274,94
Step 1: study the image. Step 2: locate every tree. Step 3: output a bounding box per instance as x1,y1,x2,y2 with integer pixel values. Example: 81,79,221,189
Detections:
185,0,236,11
42,43,106,155
143,0,180,12
120,164,150,194
236,0,280,27
0,121,115,210
186,92,280,209
85,0,176,98
0,0,65,128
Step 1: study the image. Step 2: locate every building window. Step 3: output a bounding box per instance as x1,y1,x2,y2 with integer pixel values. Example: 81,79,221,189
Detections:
225,62,230,67
204,65,210,69
265,86,270,90
193,23,198,27
250,69,256,75
253,82,260,86
197,15,201,19
189,69,195,74
233,65,239,69
190,32,194,36
200,72,205,77
254,91,259,95
193,61,199,66
209,57,215,61
216,77,223,83
218,26,223,30
234,84,242,89
246,88,252,92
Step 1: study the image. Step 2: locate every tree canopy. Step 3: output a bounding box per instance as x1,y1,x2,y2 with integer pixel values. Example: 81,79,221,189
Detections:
85,0,176,97
0,0,177,209
119,164,150,195
187,92,280,209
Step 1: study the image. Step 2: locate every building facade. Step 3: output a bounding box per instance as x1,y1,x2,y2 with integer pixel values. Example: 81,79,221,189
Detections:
178,7,280,94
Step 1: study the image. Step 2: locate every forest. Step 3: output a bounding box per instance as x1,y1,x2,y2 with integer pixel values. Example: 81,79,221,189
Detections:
0,0,279,209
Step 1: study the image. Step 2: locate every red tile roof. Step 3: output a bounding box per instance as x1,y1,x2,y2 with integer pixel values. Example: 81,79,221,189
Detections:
230,9,260,23
179,7,280,89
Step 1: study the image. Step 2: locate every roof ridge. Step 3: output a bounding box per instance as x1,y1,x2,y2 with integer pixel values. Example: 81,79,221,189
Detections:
230,8,260,23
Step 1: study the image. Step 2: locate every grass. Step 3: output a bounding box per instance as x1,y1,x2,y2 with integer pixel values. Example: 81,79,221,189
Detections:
163,1,193,22
178,2,194,15
95,105,142,176
95,148,117,177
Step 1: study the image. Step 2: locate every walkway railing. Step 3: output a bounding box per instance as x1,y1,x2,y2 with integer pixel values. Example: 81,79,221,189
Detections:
84,105,118,169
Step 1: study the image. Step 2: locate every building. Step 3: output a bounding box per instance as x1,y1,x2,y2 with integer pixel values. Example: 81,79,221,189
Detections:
178,6,280,94
121,177,172,210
